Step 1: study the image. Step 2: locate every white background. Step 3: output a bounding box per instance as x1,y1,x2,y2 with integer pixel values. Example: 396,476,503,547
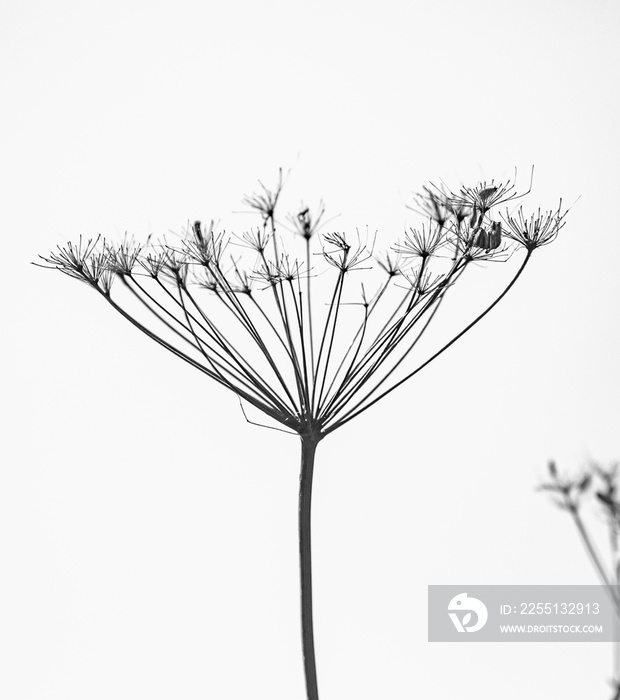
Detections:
2,0,619,697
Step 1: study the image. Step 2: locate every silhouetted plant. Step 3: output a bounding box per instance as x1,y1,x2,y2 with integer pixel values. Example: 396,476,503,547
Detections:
541,459,620,699
38,169,564,699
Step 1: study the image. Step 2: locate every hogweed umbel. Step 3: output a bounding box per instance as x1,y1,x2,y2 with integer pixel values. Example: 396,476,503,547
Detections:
38,169,565,699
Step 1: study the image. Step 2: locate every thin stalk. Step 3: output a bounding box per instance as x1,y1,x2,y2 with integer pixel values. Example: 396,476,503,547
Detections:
315,269,347,414
191,273,302,414
200,257,302,400
320,278,392,401
322,282,432,412
570,505,620,691
287,278,311,413
330,256,464,403
143,276,288,409
321,287,447,423
99,287,288,423
306,238,315,374
569,506,615,596
609,519,620,687
175,283,290,410
259,249,306,406
267,214,306,398
324,251,532,434
319,301,370,417
311,268,346,413
348,254,434,366
120,278,275,403
299,433,321,700
122,275,202,350
324,278,456,424
177,283,296,415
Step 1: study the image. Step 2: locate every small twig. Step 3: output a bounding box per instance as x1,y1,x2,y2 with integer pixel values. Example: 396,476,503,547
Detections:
238,397,297,436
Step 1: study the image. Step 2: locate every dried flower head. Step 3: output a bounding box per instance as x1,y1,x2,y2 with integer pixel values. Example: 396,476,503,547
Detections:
448,168,533,214
105,235,143,275
36,235,113,291
321,230,374,272
242,169,285,222
288,202,326,240
472,221,503,251
539,461,592,512
393,224,445,259
501,202,567,251
374,251,402,278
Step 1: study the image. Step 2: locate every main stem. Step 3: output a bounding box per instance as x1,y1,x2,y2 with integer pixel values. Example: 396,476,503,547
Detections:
299,433,320,699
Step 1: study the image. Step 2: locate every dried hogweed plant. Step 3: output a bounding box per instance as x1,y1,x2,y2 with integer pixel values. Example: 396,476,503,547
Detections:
38,170,565,699
541,460,620,700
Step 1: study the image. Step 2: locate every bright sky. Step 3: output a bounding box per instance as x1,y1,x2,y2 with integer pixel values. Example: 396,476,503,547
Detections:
2,0,620,698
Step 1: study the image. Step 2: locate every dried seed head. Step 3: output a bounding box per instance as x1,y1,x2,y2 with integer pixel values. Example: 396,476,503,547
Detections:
242,169,285,221
501,203,567,252
473,221,502,251
288,202,326,240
